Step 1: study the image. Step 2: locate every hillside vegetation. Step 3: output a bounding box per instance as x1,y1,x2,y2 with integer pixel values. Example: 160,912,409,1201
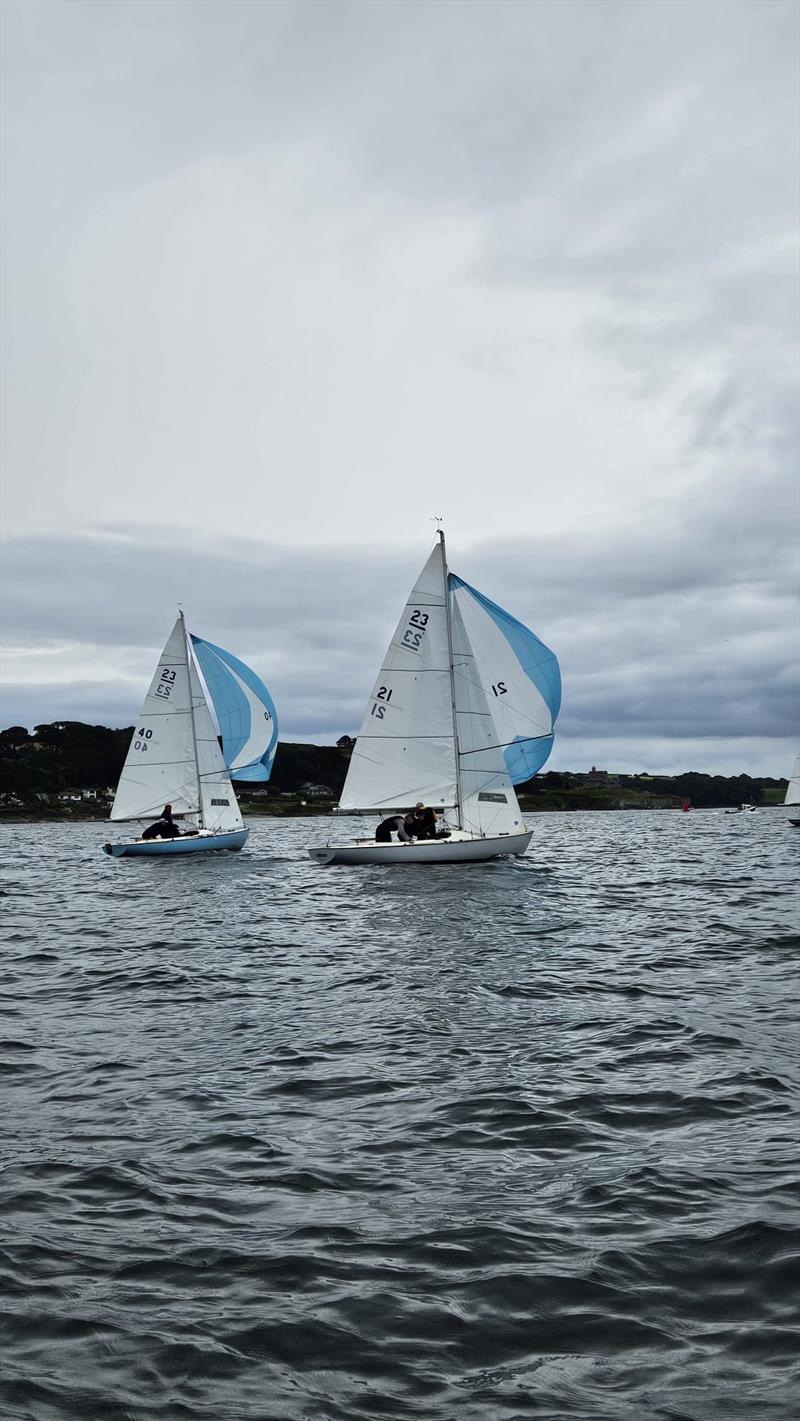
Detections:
0,722,787,817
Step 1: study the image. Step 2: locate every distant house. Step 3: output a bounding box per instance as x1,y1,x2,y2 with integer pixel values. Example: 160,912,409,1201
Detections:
301,782,331,798
336,735,355,751
81,789,97,800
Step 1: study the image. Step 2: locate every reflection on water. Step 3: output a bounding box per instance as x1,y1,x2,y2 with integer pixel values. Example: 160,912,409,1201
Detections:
1,811,798,1419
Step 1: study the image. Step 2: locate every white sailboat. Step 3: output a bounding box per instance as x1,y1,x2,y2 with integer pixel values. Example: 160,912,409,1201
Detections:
308,531,560,866
785,753,800,826
102,613,278,858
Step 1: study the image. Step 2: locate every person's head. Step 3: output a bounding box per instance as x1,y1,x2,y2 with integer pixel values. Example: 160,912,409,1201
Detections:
164,803,172,816
415,802,425,812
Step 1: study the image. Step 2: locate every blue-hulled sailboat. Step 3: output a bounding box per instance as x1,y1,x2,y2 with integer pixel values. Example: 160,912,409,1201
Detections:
102,613,277,858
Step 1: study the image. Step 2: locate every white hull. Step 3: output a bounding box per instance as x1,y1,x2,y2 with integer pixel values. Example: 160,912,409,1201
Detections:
102,828,248,858
308,828,532,866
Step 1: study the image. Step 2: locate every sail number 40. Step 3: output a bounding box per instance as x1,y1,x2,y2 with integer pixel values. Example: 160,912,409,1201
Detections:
134,727,154,752
401,609,429,651
370,686,393,719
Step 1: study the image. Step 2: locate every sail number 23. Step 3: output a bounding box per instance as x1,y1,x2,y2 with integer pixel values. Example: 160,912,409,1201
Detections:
401,609,429,651
155,668,177,700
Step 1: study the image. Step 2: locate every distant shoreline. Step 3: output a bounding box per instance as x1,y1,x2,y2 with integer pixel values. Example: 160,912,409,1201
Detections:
0,802,791,825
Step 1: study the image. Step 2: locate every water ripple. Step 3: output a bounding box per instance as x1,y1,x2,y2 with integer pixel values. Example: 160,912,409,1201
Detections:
1,811,798,1419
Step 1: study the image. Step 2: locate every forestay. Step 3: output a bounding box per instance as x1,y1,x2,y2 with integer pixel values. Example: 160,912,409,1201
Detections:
110,618,198,822
339,544,458,812
451,600,526,837
191,636,278,781
449,575,560,783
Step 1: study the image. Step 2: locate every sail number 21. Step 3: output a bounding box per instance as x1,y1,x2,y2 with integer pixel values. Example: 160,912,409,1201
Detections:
370,686,393,719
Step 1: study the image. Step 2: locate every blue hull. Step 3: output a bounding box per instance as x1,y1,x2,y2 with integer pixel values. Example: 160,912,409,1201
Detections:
102,829,248,858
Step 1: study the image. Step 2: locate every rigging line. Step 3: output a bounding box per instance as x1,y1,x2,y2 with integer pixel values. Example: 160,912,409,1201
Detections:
459,733,550,757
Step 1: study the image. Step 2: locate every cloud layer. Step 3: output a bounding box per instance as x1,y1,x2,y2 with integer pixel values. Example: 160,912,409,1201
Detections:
2,519,796,775
1,0,797,774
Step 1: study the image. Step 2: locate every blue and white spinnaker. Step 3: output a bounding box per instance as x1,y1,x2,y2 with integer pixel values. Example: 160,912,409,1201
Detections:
448,576,560,783
190,636,279,781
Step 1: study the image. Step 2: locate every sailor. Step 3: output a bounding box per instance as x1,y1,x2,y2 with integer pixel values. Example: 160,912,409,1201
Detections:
404,803,439,840
141,803,181,840
375,814,412,844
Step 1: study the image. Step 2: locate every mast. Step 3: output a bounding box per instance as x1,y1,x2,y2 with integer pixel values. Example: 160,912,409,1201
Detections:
181,609,204,828
439,528,464,829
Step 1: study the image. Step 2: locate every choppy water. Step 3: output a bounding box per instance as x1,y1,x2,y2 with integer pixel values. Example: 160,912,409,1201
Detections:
1,811,798,1421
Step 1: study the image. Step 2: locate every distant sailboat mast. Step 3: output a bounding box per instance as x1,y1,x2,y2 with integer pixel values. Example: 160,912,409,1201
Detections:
439,528,464,831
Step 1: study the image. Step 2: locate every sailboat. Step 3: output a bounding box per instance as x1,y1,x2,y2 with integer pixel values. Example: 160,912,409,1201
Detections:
102,613,278,857
785,753,800,827
308,531,560,865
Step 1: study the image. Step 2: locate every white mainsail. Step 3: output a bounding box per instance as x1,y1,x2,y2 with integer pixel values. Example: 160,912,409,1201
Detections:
110,617,198,822
785,755,800,806
338,544,459,812
110,615,243,829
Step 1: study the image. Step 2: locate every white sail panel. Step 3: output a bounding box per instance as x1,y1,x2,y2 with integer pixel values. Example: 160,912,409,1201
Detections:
339,544,458,811
450,577,560,783
785,754,800,806
110,618,198,822
451,600,525,837
188,659,244,832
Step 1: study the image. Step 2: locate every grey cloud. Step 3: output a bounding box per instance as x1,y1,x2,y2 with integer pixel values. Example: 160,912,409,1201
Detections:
2,517,796,771
1,0,797,781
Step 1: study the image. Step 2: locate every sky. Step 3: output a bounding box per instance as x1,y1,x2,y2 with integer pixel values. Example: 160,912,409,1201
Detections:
1,0,798,775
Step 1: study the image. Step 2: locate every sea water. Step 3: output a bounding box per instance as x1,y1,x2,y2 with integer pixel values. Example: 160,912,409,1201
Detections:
1,811,798,1420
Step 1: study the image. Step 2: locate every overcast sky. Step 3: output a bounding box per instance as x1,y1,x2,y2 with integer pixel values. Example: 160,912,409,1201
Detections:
1,0,798,774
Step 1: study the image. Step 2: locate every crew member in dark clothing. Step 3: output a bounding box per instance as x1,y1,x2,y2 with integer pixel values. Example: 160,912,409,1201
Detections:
141,803,181,840
404,803,439,840
375,814,411,843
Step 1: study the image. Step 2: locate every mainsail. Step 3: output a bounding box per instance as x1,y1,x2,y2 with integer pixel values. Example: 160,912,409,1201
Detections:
449,575,560,783
110,617,198,822
191,636,278,781
785,754,800,806
339,544,459,812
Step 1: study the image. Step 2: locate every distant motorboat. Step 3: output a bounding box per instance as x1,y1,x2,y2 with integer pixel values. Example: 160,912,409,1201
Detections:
725,802,757,815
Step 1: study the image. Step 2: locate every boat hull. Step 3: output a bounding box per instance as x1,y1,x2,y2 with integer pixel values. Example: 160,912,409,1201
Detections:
102,828,249,858
307,829,532,866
